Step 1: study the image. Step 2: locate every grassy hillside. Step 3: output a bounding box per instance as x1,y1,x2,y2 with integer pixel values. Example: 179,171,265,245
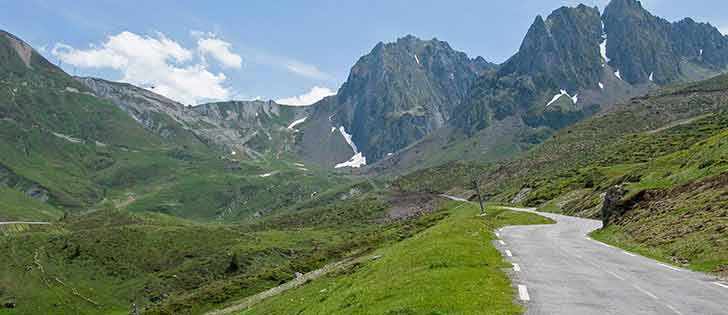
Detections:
1,186,454,315
0,31,366,315
237,203,552,315
0,187,62,221
0,31,348,223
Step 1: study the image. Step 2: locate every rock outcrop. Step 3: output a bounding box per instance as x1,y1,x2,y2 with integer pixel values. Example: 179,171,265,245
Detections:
78,77,309,159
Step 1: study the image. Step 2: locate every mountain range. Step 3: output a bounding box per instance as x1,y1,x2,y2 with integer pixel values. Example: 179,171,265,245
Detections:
299,0,728,170
1,0,728,313
2,0,728,214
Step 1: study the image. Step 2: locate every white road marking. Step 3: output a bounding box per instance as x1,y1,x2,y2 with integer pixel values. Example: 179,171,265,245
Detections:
666,304,683,315
597,242,613,249
498,240,506,245
658,263,681,272
505,250,513,257
714,282,728,289
622,251,637,257
513,263,521,272
606,270,625,281
518,285,530,301
633,285,658,300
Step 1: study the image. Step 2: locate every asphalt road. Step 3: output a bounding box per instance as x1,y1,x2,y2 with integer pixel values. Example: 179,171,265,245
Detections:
496,207,728,315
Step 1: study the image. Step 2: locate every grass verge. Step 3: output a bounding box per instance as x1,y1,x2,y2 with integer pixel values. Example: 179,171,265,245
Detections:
236,203,553,315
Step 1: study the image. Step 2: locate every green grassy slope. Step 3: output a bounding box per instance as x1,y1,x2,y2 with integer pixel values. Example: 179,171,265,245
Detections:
239,204,553,315
0,31,363,314
0,185,455,314
0,32,345,221
0,187,62,221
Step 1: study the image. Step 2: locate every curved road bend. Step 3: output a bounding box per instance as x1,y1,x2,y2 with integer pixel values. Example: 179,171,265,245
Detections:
495,207,728,315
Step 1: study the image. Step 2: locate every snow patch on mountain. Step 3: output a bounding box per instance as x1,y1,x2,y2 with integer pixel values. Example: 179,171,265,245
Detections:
546,89,578,107
600,22,610,66
287,117,307,130
336,126,367,168
339,126,358,153
335,152,367,169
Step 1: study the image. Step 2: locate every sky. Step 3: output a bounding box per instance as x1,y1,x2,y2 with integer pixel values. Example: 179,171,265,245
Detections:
1,0,727,105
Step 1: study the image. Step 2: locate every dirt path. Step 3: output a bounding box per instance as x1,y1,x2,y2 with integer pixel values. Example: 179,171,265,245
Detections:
0,221,50,225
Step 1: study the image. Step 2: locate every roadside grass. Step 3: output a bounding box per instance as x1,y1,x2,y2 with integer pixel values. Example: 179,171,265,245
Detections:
238,203,553,315
591,225,728,274
590,176,728,275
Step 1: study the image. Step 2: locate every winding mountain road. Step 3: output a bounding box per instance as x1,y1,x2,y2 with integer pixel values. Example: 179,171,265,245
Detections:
496,207,728,315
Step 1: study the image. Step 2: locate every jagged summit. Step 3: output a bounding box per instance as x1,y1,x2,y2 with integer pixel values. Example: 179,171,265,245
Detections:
299,35,493,165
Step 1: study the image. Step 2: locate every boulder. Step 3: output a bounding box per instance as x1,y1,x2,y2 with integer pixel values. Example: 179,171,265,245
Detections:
600,185,627,226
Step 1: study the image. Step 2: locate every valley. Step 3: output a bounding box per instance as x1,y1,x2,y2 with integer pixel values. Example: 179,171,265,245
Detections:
1,0,728,314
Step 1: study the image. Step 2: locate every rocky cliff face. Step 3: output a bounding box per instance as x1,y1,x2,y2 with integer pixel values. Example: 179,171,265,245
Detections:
455,5,609,134
193,100,309,158
79,77,309,158
500,5,604,91
455,1,728,136
603,0,728,85
302,35,493,165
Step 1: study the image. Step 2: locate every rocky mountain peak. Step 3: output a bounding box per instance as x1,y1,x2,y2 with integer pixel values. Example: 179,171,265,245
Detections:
603,0,728,84
303,35,492,165
605,0,646,12
500,4,603,91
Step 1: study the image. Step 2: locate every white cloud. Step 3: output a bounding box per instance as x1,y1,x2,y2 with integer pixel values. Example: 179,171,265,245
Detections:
285,61,331,80
198,36,242,69
276,86,336,106
52,31,237,105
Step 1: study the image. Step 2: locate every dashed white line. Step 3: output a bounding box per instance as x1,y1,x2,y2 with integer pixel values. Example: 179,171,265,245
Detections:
505,250,513,257
513,263,521,272
714,282,728,289
518,284,530,301
666,304,683,315
498,240,506,245
633,284,658,300
658,263,681,272
622,251,637,257
606,270,625,281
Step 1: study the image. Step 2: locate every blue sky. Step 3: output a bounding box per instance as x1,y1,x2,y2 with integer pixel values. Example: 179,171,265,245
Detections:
2,0,727,105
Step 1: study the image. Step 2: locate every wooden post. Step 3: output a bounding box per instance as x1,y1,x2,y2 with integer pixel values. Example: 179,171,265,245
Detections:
472,178,485,215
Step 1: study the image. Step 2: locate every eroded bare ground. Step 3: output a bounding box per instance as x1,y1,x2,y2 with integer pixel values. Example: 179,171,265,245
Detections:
385,192,440,222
